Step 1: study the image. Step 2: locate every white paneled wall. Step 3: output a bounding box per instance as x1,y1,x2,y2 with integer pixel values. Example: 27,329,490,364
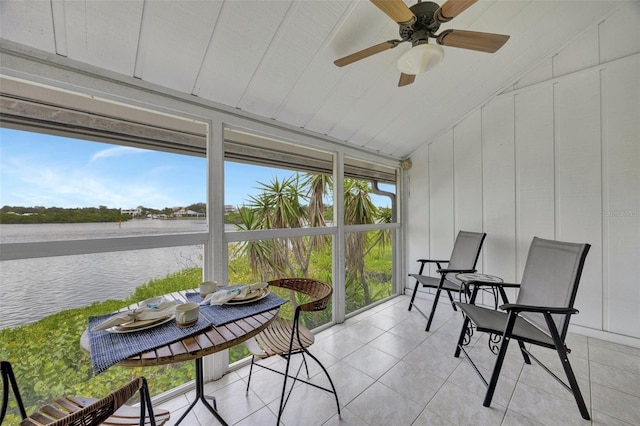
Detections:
406,3,640,344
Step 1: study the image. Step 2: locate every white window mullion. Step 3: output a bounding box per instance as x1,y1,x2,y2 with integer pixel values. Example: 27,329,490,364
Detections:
204,117,228,382
334,151,346,324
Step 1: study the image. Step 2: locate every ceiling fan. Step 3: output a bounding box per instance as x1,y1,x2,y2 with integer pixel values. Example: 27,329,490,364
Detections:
334,0,510,87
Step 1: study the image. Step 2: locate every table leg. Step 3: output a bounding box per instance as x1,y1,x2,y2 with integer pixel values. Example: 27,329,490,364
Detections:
173,358,228,426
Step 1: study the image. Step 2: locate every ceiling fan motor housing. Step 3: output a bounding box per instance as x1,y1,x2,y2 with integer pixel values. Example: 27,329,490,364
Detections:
399,2,441,44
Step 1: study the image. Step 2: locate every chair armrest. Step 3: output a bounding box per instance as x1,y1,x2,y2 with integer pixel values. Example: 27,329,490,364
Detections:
417,259,450,264
495,282,521,288
436,268,476,274
499,303,579,315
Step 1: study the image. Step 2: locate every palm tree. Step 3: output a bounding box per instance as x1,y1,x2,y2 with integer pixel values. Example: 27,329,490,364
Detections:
232,172,390,310
343,179,379,306
242,175,310,278
231,206,282,281
303,173,332,252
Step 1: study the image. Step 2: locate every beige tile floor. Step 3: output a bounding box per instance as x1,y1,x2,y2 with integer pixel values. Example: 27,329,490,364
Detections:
157,295,640,425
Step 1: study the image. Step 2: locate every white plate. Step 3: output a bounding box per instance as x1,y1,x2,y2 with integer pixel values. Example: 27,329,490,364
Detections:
225,288,269,305
106,315,175,333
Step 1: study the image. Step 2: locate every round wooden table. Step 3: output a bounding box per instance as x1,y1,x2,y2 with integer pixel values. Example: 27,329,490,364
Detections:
81,289,279,425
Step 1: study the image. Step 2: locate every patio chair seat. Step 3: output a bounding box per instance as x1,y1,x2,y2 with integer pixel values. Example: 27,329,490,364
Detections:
457,302,555,347
413,274,463,293
245,316,315,359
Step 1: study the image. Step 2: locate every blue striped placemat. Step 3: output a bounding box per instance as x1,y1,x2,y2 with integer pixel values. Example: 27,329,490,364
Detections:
87,312,211,375
186,288,286,326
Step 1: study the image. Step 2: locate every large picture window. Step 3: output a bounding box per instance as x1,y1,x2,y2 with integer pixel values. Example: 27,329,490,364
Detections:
0,78,401,418
0,82,210,410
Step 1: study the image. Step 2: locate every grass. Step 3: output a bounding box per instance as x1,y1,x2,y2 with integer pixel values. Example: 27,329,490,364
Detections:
0,268,202,425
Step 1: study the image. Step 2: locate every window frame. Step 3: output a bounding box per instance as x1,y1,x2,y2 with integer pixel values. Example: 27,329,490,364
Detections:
0,51,405,382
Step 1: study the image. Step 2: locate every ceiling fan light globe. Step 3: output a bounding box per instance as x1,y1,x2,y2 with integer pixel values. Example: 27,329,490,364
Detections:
397,44,444,74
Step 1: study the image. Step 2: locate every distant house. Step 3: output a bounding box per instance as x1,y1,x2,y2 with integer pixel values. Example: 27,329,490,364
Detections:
174,208,201,217
224,205,237,214
120,208,142,216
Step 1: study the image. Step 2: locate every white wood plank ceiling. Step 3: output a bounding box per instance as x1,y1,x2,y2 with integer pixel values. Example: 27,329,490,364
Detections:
0,1,624,159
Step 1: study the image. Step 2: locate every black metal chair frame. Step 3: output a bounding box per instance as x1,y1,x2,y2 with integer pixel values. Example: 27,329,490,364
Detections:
408,231,486,331
1,361,27,422
1,360,158,426
245,278,340,424
247,308,340,423
453,238,591,421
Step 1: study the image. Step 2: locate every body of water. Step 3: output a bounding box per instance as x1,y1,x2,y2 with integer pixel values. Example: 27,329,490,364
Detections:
0,219,215,329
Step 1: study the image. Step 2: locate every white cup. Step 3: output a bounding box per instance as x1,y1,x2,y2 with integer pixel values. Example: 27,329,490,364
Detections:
175,302,199,327
199,281,218,298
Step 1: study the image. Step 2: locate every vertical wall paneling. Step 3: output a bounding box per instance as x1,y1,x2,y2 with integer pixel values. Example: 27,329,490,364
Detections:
600,67,610,332
428,131,455,277
406,146,431,287
453,110,484,236
552,29,600,78
554,70,603,329
603,57,640,338
482,97,517,304
598,2,640,64
514,59,553,92
514,87,556,279
406,8,640,344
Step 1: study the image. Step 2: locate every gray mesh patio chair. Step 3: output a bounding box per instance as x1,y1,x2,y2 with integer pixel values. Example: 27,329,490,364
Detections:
408,230,486,331
454,237,591,420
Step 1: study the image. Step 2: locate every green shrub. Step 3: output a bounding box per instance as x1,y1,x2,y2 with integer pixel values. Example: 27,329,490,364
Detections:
0,268,201,425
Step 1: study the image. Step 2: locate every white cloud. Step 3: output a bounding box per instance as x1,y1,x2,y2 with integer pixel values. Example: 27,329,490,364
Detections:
90,146,146,162
2,157,178,209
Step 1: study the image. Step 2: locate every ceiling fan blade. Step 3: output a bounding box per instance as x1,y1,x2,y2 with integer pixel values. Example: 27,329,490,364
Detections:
435,0,478,22
436,29,509,53
398,73,415,87
370,0,416,24
334,41,399,67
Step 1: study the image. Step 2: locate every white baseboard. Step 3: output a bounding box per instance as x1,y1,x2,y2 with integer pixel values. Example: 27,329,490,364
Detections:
569,324,640,349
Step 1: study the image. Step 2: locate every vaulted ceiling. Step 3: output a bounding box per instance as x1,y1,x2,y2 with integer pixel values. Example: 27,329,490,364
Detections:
0,1,620,159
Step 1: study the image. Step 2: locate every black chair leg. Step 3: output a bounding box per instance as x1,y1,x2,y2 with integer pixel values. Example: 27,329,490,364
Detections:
454,314,472,358
245,356,255,395
483,313,517,408
277,351,293,424
408,261,427,311
425,274,449,331
425,286,442,331
544,315,590,420
445,290,458,311
408,278,420,312
517,341,531,364
139,378,157,426
555,343,590,420
303,348,341,419
1,361,27,423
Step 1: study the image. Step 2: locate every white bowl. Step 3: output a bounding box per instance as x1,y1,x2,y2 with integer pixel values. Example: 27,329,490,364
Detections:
141,297,163,309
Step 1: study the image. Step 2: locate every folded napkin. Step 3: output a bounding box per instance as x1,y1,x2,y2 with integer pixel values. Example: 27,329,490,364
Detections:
200,282,268,306
91,300,177,331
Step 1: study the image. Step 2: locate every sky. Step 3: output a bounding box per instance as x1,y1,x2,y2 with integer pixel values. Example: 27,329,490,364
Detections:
0,128,283,209
0,128,392,210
